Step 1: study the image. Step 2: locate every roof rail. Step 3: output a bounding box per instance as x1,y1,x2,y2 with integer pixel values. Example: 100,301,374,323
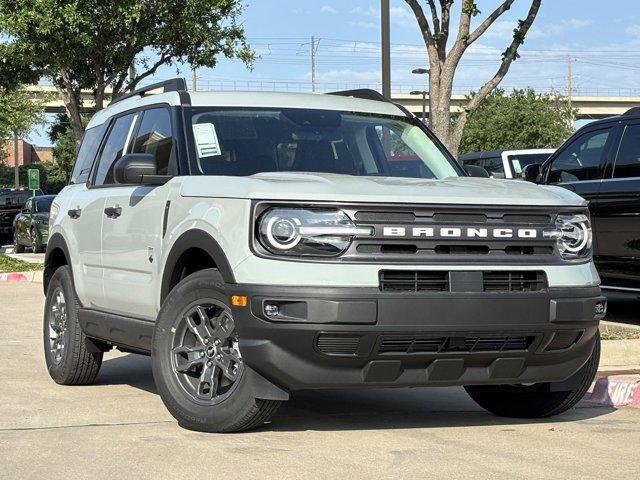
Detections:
110,78,187,106
327,88,391,103
623,106,640,116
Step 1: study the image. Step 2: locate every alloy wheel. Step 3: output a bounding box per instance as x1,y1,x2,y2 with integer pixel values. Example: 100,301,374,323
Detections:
48,287,68,364
170,300,243,405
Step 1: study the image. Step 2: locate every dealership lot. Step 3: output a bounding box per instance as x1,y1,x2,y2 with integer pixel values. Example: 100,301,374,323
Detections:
1,281,639,480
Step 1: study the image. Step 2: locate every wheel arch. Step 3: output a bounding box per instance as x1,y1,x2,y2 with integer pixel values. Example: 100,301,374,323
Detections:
43,233,71,295
160,229,235,305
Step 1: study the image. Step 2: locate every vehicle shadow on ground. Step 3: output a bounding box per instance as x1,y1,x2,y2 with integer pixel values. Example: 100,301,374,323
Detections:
605,295,640,327
99,353,617,431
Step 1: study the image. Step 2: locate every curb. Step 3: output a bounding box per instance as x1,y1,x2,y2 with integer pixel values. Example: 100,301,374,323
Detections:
587,375,640,409
0,270,43,283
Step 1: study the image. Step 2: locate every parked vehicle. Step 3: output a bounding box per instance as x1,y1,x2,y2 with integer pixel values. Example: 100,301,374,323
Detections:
460,149,555,179
523,108,640,294
0,189,43,245
43,79,604,433
13,194,55,253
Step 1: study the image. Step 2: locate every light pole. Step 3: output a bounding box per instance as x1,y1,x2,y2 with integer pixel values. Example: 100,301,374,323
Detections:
411,68,429,123
381,0,391,99
410,91,428,123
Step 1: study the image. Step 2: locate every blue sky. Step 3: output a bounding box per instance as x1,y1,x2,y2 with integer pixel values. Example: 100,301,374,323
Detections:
29,0,640,145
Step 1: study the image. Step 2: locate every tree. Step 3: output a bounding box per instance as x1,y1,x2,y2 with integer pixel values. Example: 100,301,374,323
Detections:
459,88,575,154
404,0,542,157
50,114,82,184
0,87,47,187
0,0,253,143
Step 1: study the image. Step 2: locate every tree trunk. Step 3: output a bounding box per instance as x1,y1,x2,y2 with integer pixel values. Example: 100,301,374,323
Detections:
54,69,85,145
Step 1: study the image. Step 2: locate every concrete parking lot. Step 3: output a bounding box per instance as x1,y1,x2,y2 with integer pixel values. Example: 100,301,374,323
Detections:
1,281,639,480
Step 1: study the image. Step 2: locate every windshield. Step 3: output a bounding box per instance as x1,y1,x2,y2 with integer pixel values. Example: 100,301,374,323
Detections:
186,107,460,179
507,153,553,175
34,196,54,213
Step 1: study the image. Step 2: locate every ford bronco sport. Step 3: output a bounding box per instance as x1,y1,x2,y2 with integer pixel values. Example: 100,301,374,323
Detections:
43,79,605,432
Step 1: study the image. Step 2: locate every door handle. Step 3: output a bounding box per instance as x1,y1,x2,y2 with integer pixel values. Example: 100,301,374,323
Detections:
67,209,81,219
104,206,122,219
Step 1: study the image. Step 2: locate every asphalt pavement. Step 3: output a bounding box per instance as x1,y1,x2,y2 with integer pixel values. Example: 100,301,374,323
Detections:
1,281,639,480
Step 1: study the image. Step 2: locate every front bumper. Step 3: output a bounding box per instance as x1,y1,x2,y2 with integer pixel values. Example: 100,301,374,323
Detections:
230,285,605,391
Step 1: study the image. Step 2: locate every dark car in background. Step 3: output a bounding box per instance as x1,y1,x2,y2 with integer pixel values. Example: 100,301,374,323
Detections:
13,194,55,253
0,189,43,246
523,108,640,294
460,149,555,179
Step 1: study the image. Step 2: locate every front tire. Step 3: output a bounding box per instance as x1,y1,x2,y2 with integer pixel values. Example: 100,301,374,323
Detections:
465,331,600,418
32,227,45,253
43,265,103,385
152,268,281,433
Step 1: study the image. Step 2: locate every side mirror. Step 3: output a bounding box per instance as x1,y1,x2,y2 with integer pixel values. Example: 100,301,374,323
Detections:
114,153,170,185
21,208,30,214
464,165,490,178
522,163,542,183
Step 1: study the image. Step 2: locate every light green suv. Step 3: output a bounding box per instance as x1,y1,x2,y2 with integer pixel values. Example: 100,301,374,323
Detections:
42,79,605,433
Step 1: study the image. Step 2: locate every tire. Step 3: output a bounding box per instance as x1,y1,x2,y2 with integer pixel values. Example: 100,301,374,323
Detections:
43,265,103,385
32,228,45,253
13,233,25,253
152,268,282,433
465,331,600,418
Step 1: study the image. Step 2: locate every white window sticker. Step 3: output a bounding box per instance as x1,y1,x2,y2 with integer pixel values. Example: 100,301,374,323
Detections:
511,159,522,174
193,123,221,158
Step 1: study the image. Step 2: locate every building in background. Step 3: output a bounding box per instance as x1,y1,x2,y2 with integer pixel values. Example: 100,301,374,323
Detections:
0,139,53,167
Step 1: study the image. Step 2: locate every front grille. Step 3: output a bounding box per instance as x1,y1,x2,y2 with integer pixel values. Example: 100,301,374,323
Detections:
316,334,361,355
379,270,448,292
378,335,534,354
482,271,547,292
379,270,547,293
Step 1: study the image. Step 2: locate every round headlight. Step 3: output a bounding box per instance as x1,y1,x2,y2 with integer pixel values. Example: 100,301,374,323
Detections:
554,213,592,259
257,207,373,257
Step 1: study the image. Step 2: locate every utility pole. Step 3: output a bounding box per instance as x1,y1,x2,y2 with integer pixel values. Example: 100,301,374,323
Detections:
311,36,318,92
381,0,391,99
567,55,573,124
13,131,19,189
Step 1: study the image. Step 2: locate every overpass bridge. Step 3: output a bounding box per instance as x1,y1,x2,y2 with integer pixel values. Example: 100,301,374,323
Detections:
29,85,639,120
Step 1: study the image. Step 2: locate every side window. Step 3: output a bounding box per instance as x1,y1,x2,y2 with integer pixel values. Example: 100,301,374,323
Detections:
480,157,505,178
548,129,611,183
70,124,107,184
93,113,136,186
613,124,640,179
132,108,175,175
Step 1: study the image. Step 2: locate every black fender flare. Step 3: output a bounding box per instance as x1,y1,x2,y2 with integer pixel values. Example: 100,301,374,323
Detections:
160,229,236,303
43,233,72,295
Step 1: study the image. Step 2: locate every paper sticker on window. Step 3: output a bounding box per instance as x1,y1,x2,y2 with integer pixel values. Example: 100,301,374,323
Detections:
193,123,221,157
511,159,522,173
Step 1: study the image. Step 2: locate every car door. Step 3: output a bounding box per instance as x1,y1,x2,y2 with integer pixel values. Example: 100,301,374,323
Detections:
100,106,175,319
592,121,640,290
67,116,134,309
14,199,30,244
543,125,620,256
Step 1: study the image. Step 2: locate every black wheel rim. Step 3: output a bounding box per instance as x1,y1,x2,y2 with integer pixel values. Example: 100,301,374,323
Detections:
48,287,68,364
170,299,243,406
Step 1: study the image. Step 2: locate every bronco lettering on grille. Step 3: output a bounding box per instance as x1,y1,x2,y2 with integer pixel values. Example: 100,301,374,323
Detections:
381,226,538,239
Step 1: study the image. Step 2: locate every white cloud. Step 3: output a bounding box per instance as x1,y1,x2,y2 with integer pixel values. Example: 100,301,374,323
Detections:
626,24,640,37
348,20,377,29
390,6,416,27
320,5,338,15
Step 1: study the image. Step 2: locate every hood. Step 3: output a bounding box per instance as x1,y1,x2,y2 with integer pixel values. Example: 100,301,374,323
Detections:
179,172,586,207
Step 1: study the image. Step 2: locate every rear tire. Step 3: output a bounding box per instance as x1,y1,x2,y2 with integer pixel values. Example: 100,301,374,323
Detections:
32,228,45,253
152,268,282,433
465,332,600,418
13,233,25,253
43,265,103,385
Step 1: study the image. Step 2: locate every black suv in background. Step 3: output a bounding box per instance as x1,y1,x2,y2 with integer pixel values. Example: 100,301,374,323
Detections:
0,189,43,245
524,108,640,294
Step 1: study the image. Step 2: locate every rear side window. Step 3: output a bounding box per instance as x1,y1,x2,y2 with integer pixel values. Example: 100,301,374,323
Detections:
70,124,106,184
479,157,505,178
132,108,174,175
613,124,640,179
93,113,136,186
547,129,611,183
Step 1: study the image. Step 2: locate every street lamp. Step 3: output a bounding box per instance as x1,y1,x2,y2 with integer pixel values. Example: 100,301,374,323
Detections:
411,68,429,123
410,90,428,123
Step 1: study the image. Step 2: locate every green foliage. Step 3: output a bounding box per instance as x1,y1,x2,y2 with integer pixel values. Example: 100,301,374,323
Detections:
0,88,47,139
0,254,43,273
462,1,481,16
0,163,67,194
459,88,576,154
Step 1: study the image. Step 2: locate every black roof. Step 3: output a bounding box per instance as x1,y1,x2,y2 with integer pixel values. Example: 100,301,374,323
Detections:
458,150,504,161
